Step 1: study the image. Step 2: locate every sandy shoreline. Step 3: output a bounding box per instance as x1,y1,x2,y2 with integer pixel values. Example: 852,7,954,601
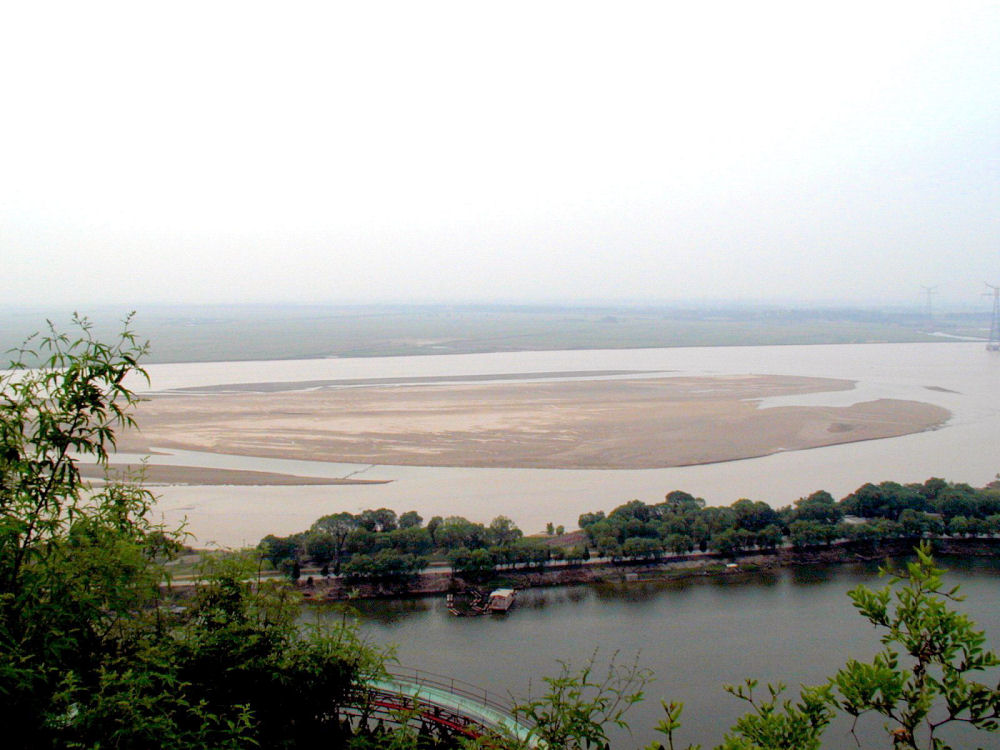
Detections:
116,374,951,477
165,369,661,394
78,464,390,486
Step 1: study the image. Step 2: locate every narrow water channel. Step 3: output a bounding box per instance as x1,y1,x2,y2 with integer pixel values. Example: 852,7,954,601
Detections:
306,557,1000,749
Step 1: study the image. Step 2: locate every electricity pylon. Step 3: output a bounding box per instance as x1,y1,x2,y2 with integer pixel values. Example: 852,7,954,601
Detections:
986,283,1000,352
921,285,938,322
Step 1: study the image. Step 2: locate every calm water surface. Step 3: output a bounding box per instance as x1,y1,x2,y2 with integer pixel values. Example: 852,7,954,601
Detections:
309,557,1000,749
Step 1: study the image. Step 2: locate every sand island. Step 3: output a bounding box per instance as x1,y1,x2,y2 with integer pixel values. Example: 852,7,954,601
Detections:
113,372,950,479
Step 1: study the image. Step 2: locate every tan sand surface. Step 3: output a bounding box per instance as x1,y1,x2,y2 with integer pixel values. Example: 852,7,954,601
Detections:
115,374,951,474
77,464,388,486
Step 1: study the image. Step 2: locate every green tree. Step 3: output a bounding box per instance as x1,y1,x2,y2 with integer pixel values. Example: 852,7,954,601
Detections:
610,499,657,524
398,509,423,529
0,315,162,744
756,524,784,551
578,511,606,528
841,482,925,521
584,519,620,548
304,530,338,564
731,498,780,533
711,681,833,750
162,553,378,749
259,532,301,566
827,543,1000,748
489,515,523,547
385,525,433,555
662,490,705,514
623,536,663,561
710,528,743,557
509,539,550,568
436,515,488,550
310,510,357,573
792,490,843,525
358,507,398,533
565,545,589,565
512,652,652,750
788,519,830,548
426,515,443,544
448,546,494,579
343,549,427,580
899,508,931,539
0,318,385,748
665,533,693,556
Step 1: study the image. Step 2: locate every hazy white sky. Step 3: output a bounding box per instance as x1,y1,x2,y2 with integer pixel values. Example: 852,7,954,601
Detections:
2,1,998,308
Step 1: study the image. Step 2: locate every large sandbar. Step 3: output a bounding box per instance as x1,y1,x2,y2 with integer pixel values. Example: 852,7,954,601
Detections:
117,374,950,474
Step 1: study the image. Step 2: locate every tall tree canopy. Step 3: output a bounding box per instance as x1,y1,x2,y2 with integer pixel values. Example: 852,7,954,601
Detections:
0,317,380,748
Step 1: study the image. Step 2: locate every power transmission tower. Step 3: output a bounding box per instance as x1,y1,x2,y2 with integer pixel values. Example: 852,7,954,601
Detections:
921,285,938,322
986,283,1000,352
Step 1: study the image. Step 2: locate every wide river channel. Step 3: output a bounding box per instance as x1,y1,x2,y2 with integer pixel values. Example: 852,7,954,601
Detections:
129,342,1000,747
132,341,1000,547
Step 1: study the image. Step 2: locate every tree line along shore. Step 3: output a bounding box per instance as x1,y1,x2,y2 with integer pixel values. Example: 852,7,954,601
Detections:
249,476,1000,599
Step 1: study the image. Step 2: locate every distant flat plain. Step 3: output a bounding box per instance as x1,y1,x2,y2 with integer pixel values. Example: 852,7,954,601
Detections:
1,303,983,364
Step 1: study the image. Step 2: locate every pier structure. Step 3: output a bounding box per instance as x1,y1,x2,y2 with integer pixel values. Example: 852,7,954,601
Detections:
343,666,536,746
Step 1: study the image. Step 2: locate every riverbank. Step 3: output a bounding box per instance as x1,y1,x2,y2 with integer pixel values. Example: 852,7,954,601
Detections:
298,537,1000,603
77,463,390,486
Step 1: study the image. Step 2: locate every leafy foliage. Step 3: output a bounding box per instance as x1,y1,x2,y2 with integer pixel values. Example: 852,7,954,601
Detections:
829,542,1000,748
0,315,159,744
714,681,832,750
512,651,652,749
0,317,387,748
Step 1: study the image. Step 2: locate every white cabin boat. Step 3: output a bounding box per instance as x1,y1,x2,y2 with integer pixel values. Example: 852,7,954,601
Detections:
487,588,516,612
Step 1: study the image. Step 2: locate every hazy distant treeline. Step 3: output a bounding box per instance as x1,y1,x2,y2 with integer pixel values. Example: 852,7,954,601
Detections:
2,304,987,364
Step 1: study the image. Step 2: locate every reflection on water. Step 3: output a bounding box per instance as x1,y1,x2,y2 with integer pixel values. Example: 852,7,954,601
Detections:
705,569,782,589
325,557,1000,749
304,597,436,626
934,553,1000,577
789,564,839,585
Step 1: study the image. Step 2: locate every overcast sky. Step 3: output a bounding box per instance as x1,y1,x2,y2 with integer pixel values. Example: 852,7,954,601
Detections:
2,1,998,310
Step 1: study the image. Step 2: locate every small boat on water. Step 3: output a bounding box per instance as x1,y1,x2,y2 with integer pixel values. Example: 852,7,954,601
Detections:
487,588,516,612
446,588,516,616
